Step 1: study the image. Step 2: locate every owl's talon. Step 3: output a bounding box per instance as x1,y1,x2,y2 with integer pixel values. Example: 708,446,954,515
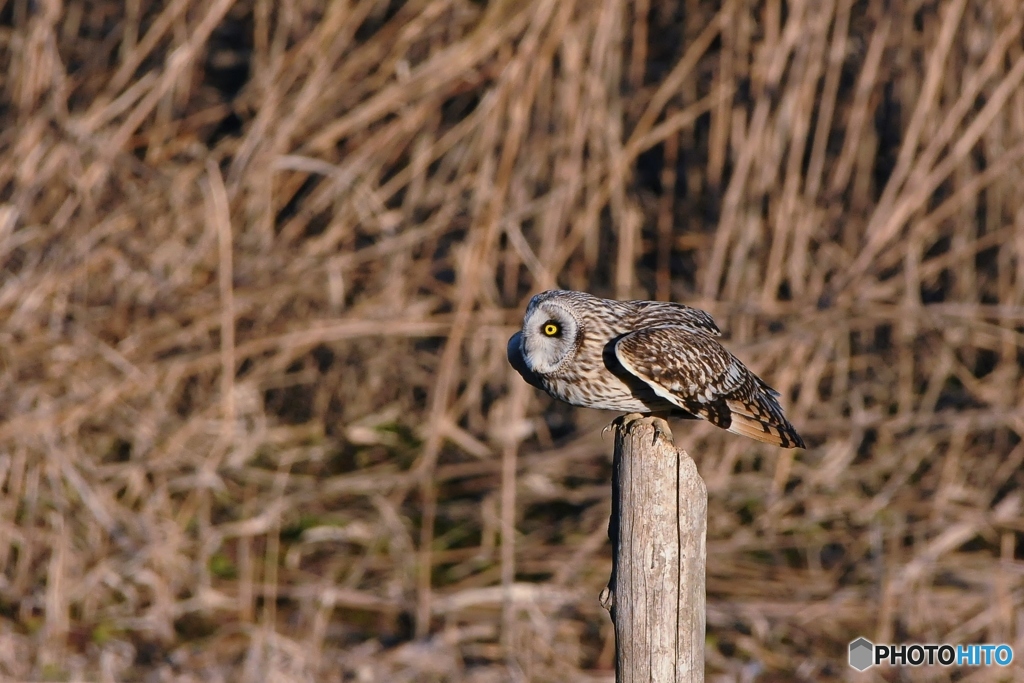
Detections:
605,413,635,437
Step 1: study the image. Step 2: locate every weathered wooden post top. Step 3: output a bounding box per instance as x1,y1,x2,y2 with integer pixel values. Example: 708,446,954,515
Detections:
600,414,708,683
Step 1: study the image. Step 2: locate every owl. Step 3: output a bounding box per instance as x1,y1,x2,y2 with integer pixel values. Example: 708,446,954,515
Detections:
507,290,805,448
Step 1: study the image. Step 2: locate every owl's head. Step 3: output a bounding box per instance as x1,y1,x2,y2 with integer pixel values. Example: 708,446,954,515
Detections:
515,290,582,374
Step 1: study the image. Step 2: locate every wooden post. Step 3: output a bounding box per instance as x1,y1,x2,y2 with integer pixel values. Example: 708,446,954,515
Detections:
600,414,707,682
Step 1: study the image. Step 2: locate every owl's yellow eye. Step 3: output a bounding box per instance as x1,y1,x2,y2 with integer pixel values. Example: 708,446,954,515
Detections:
542,322,560,337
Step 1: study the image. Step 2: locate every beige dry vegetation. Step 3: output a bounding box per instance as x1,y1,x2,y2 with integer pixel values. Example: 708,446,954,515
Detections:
1,0,1024,680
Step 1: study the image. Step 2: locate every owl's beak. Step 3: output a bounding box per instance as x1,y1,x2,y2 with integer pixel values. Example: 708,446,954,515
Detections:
506,331,546,391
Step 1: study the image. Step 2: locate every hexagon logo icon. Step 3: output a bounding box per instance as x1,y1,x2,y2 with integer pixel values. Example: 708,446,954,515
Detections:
849,637,874,671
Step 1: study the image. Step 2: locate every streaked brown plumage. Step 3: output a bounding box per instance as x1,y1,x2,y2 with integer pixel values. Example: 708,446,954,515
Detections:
507,290,804,448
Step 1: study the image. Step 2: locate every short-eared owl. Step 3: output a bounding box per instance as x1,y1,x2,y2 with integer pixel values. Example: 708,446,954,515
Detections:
507,290,804,448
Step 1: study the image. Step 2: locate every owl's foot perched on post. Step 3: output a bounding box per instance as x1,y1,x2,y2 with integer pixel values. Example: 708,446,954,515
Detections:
604,413,674,445
602,413,645,438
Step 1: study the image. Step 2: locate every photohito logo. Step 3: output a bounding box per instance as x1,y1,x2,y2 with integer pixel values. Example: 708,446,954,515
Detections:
849,638,1013,670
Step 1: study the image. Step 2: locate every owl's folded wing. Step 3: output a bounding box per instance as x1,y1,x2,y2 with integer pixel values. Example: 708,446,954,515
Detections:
629,300,722,337
613,327,804,448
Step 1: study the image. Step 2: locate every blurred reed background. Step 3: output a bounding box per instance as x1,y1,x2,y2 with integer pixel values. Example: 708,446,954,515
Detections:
1,0,1024,680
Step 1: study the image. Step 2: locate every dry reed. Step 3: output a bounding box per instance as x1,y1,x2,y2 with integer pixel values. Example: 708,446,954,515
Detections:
1,0,1023,681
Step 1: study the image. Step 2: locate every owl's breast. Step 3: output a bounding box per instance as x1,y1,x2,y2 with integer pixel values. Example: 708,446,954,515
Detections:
539,340,657,412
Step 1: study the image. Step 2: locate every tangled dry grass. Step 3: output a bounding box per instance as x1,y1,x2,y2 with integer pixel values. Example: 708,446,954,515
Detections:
2,0,1024,680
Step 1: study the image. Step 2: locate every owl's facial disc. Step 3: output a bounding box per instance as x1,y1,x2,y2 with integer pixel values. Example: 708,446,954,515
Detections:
521,301,579,374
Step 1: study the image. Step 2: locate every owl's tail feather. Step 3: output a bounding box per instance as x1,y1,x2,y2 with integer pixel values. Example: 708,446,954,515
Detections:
723,398,805,449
